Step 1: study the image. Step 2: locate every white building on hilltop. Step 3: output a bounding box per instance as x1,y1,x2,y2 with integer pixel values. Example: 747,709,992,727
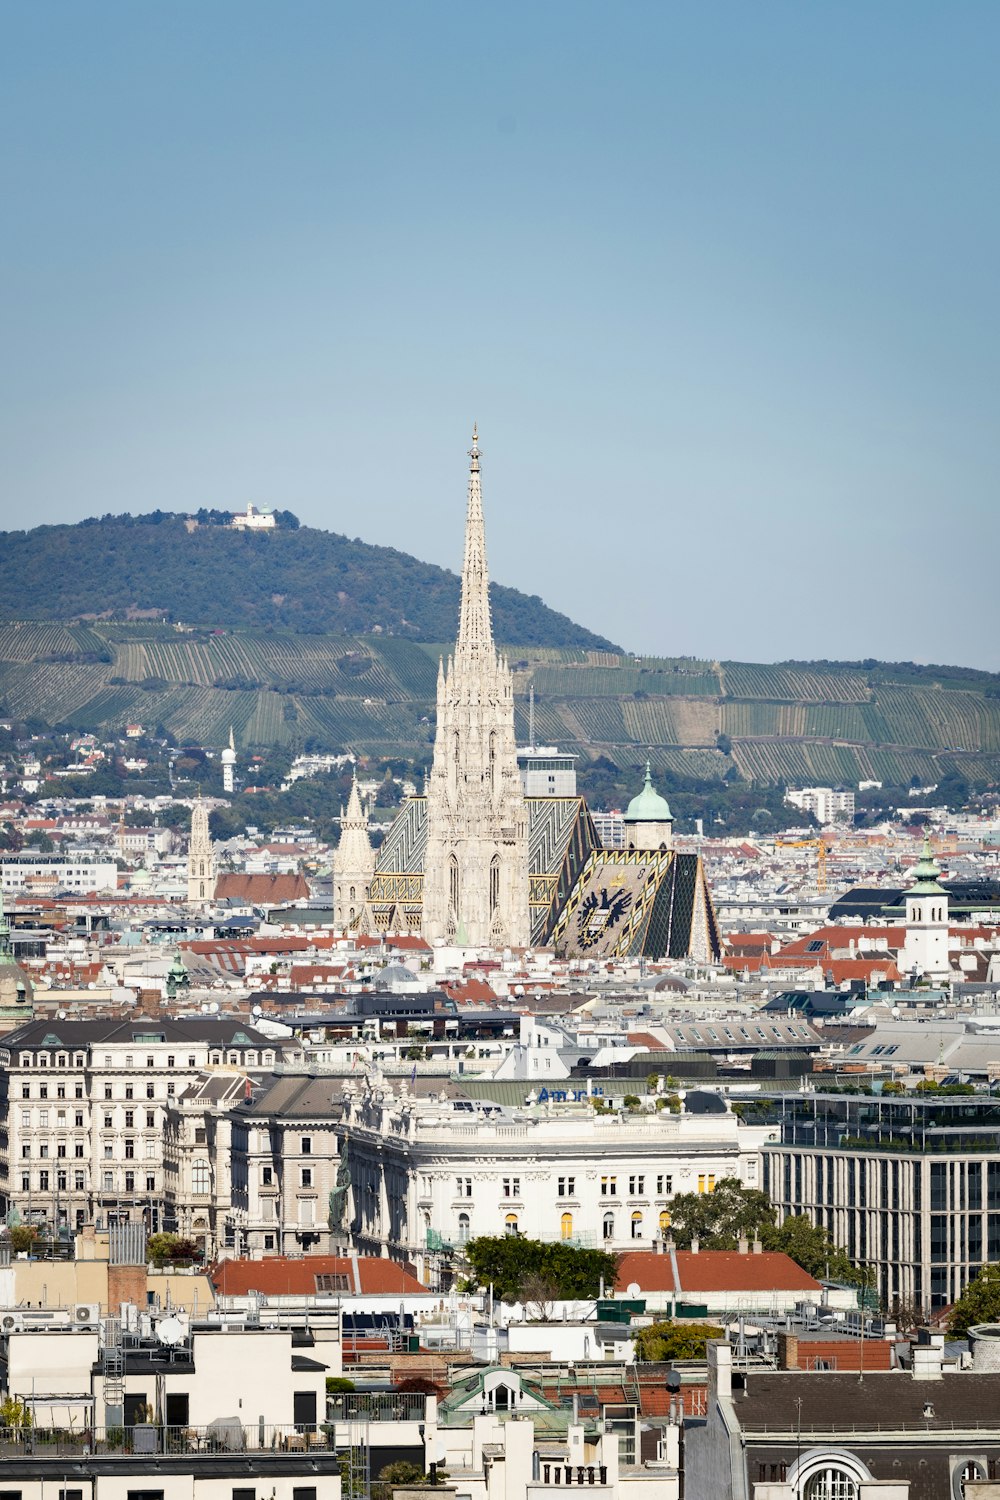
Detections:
339,1077,769,1282
230,503,276,530
422,428,530,949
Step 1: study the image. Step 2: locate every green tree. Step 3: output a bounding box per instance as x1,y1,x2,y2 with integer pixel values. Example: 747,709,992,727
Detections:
765,1215,857,1283
0,1395,32,1429
665,1177,777,1249
632,1321,723,1362
463,1236,618,1304
147,1232,201,1265
8,1225,38,1254
948,1264,1000,1337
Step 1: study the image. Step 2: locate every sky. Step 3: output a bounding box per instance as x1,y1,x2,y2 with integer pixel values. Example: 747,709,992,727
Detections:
1,2,998,669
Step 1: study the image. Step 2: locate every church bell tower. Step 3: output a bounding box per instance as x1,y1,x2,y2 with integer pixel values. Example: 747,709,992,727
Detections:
421,428,530,949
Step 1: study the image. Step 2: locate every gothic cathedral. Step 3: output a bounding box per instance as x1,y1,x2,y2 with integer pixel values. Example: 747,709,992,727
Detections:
420,428,530,948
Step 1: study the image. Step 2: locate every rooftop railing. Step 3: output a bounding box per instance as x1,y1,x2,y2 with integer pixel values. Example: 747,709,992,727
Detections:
327,1392,427,1422
0,1423,341,1457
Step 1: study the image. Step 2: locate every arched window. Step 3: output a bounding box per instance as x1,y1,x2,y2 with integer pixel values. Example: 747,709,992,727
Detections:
457,1212,470,1244
449,855,461,916
561,1212,573,1240
490,855,500,915
804,1468,858,1500
349,885,356,902
659,1209,671,1234
631,1211,643,1240
603,1212,615,1241
489,732,497,789
504,1213,519,1237
957,1460,987,1497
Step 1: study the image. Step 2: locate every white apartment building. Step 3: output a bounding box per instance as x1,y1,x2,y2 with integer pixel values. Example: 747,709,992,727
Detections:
784,786,856,824
0,853,119,893
0,1018,288,1235
590,810,626,849
339,1076,771,1282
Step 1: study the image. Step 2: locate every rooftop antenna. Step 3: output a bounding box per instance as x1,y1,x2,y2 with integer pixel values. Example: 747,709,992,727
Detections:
528,685,535,749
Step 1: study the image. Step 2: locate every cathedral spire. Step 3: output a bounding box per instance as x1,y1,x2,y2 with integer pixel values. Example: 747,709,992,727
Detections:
457,424,494,658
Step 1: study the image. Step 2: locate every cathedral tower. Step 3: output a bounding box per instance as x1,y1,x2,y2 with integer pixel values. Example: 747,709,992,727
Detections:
334,769,375,931
421,428,530,948
187,795,216,904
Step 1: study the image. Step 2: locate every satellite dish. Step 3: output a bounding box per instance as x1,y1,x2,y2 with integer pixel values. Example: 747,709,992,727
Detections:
252,1004,262,1016
57,1010,67,1020
157,1316,184,1346
626,1282,641,1299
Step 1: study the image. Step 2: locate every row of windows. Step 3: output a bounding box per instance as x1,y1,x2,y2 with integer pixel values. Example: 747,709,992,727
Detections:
0,1488,318,1500
16,1050,274,1069
20,1170,157,1192
451,1172,677,1200
492,1208,672,1241
22,1109,158,1127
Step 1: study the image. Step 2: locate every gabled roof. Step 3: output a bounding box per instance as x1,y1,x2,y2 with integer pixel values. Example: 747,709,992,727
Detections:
614,1249,821,1295
215,872,311,905
210,1254,426,1297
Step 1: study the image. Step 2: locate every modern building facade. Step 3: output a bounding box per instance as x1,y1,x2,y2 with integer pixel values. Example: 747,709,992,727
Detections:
759,1087,1000,1313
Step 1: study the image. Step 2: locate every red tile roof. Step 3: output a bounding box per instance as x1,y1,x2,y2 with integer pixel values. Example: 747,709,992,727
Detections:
210,1254,426,1297
614,1249,821,1295
215,872,310,904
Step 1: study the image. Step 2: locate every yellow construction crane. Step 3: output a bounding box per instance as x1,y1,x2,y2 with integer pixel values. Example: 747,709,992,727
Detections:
776,837,828,894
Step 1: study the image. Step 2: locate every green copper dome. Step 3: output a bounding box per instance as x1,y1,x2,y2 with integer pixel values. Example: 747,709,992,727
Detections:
625,763,673,823
909,834,946,895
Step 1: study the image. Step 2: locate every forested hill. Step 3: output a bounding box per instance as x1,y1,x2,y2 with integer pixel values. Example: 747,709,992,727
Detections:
1,512,618,650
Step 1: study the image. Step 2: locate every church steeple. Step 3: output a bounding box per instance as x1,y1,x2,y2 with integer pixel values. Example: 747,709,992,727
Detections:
456,425,494,659
422,429,529,949
186,793,215,905
334,766,375,932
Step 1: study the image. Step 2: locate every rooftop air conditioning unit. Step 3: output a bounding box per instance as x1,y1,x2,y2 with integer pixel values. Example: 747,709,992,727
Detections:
1,1313,24,1334
73,1303,101,1325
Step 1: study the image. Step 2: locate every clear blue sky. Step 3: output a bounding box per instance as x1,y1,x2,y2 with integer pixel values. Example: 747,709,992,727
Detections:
2,2,998,668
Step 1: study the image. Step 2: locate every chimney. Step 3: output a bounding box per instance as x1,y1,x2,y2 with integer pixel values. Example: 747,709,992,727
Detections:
777,1333,800,1370
912,1328,944,1381
737,1237,749,1255
690,1237,700,1254
707,1340,732,1404
752,1237,763,1254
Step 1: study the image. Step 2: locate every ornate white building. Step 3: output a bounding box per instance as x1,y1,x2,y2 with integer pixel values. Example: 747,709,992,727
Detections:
186,797,215,904
339,1076,769,1283
333,770,375,931
421,428,530,949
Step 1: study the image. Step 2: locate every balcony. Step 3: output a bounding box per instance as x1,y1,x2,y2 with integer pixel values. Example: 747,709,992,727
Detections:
0,1424,338,1456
